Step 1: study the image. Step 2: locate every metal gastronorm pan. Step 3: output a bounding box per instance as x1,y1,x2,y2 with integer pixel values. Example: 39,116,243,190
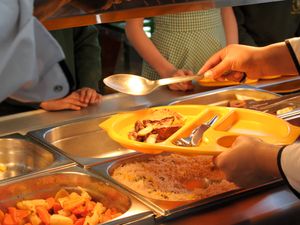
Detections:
0,133,73,183
89,153,283,222
168,86,280,106
28,116,138,167
0,165,154,225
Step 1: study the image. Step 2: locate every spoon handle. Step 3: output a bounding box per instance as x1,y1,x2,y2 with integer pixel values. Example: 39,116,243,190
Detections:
157,73,205,86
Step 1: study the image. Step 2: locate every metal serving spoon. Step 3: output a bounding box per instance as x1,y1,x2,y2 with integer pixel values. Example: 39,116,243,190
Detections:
103,73,205,96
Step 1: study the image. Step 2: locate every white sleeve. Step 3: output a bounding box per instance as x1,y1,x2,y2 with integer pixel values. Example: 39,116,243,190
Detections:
288,37,300,64
279,142,300,196
0,0,69,102
286,37,300,75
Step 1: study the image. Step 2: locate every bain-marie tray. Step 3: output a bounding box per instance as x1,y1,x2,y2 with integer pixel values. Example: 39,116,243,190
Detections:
99,105,300,155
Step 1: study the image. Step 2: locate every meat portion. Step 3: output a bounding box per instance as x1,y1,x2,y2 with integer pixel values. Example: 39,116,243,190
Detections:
228,99,247,108
128,109,185,143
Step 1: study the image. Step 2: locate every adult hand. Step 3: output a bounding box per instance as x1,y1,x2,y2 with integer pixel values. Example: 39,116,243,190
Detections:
199,42,297,82
168,69,194,91
76,87,102,104
214,136,281,187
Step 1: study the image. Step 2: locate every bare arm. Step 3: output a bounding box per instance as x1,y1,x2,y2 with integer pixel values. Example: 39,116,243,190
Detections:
125,18,176,78
221,7,238,45
34,0,72,22
125,18,193,91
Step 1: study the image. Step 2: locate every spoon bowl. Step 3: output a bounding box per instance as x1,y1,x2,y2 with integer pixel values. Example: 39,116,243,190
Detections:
104,74,157,95
103,73,205,96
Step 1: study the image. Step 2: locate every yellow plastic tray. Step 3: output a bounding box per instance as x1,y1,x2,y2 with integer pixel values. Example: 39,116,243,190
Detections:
99,105,300,155
197,78,258,87
259,75,282,80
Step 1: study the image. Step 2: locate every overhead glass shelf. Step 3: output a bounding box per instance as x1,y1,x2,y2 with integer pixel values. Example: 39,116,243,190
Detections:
34,0,283,30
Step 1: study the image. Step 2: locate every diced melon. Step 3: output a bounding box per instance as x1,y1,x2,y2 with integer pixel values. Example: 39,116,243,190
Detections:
17,199,47,211
0,163,7,172
29,213,42,225
50,214,73,225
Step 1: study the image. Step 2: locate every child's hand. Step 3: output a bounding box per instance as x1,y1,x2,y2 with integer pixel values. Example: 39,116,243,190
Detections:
40,88,102,111
40,92,88,111
76,87,102,104
168,69,194,91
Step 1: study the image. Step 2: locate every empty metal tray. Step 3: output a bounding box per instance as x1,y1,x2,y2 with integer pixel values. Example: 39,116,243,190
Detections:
28,116,137,167
168,86,280,106
0,133,73,182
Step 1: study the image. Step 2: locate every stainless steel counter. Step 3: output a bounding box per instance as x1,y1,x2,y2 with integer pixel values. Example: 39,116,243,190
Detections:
0,76,299,136
162,185,300,225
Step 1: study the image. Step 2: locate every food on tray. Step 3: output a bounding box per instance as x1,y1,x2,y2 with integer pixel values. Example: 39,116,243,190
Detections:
228,99,247,108
197,77,258,87
234,94,261,101
259,75,282,79
0,163,7,172
228,99,296,115
0,187,122,225
112,154,238,201
128,108,185,143
276,106,295,115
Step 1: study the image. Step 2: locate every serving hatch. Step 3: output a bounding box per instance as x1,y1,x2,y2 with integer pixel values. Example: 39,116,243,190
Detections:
28,86,282,166
99,105,300,156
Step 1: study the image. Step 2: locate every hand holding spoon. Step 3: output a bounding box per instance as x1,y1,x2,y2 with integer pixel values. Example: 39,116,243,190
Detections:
103,73,205,96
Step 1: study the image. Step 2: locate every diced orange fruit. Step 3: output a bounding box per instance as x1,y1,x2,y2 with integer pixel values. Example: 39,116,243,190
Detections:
54,189,69,201
50,214,73,225
74,217,85,225
3,213,16,225
0,209,5,223
46,197,56,210
62,198,85,211
36,206,51,225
